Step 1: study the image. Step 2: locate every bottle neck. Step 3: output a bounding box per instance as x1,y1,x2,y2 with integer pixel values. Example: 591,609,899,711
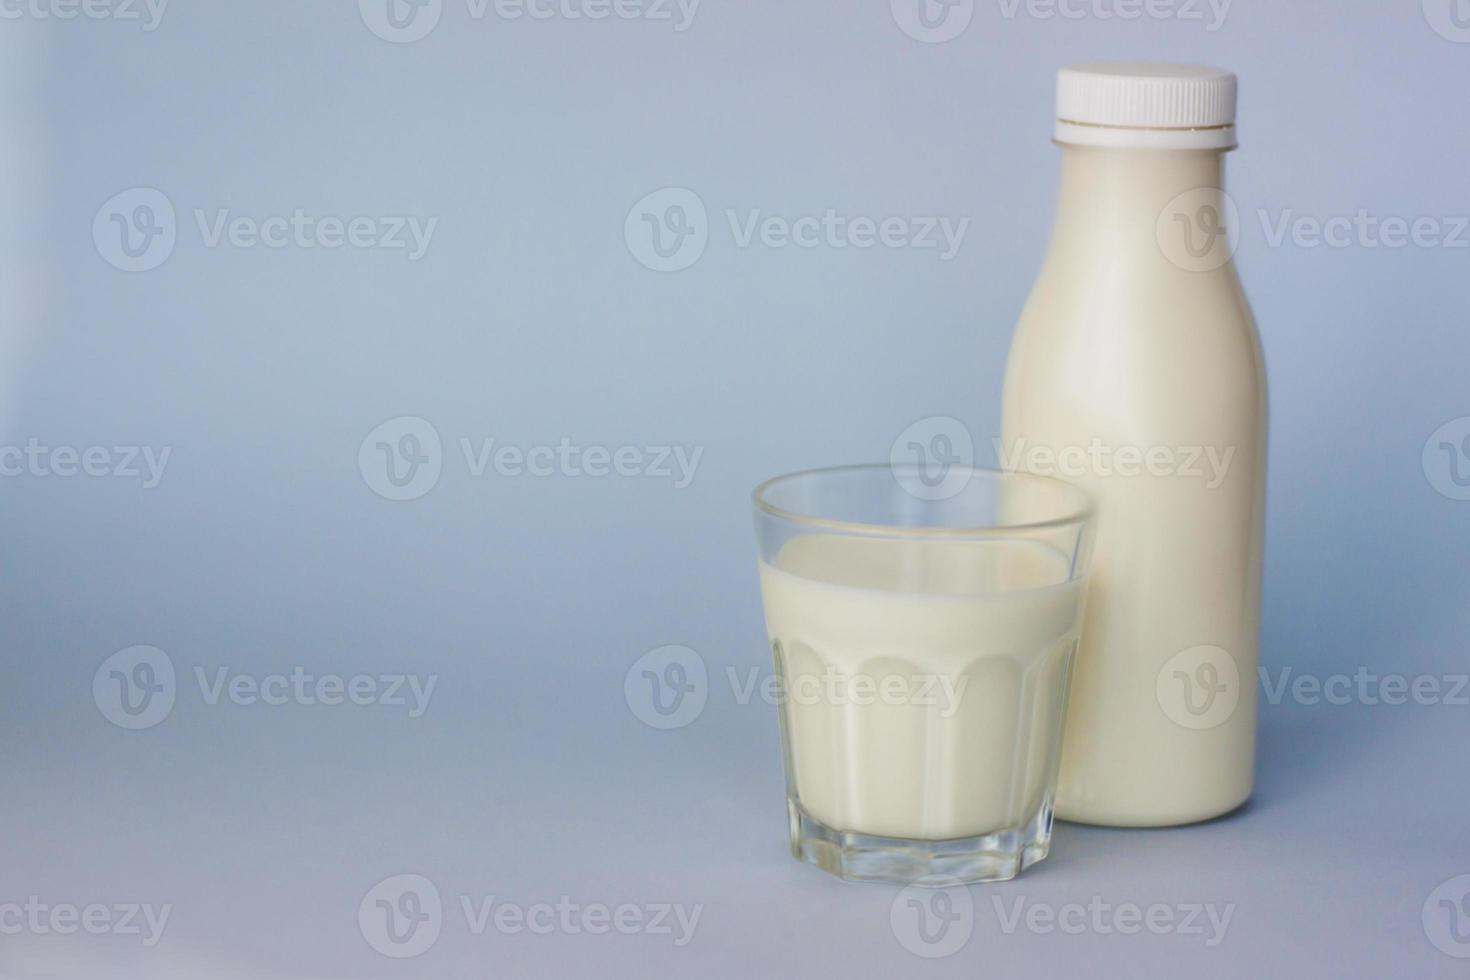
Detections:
1046,143,1230,267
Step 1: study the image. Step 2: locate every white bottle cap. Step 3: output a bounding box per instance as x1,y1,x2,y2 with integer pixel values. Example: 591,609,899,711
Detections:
1055,63,1237,150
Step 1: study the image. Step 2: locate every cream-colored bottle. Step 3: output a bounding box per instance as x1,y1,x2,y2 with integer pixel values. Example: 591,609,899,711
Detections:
1001,64,1267,827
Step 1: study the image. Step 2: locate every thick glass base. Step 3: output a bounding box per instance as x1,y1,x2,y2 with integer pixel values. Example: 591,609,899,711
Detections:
787,798,1053,885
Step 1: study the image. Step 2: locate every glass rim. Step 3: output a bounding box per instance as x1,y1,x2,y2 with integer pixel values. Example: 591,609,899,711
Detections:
751,463,1094,538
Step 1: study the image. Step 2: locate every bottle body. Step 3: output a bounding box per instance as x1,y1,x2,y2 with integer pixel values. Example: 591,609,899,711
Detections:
1001,144,1266,826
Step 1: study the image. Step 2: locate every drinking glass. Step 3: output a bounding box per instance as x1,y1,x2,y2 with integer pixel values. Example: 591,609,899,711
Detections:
751,463,1094,884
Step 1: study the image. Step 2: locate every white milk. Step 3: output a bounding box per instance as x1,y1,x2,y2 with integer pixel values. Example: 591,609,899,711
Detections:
1001,65,1267,826
758,534,1085,841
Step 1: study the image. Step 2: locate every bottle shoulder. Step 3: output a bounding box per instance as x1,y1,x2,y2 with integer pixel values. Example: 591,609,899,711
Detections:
1011,260,1261,360
1003,264,1266,430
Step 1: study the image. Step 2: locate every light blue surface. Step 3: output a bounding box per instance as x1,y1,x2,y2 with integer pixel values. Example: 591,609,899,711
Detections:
2,1,1468,975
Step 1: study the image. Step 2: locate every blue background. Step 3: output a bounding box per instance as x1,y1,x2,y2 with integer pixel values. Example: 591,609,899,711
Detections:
2,0,1468,975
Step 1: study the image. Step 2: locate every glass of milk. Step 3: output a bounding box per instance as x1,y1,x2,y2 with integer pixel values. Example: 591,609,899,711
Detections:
752,464,1094,884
